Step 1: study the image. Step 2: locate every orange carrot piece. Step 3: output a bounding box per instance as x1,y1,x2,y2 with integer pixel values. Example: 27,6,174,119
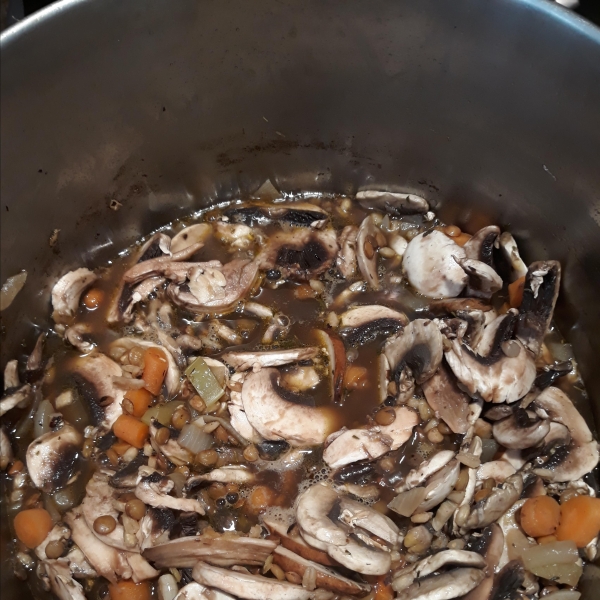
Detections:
454,233,472,247
521,495,561,538
142,347,168,395
508,276,526,308
113,414,149,449
111,441,132,456
556,495,600,547
374,578,394,600
14,508,54,549
124,388,153,418
108,580,151,600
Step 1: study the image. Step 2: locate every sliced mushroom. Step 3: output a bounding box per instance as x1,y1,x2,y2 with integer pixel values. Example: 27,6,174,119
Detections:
4,359,20,390
51,268,98,323
456,257,503,300
336,225,358,278
476,461,516,484
383,319,443,402
110,337,180,398
171,224,212,254
262,518,337,567
464,226,500,265
149,422,193,466
422,362,470,434
498,232,528,282
42,559,86,600
396,450,456,493
338,305,408,345
214,222,256,251
417,459,461,512
0,426,13,470
532,386,599,482
403,230,468,298
71,353,125,429
135,469,205,514
167,258,259,314
0,383,32,417
143,533,277,568
267,202,328,227
296,482,397,575
192,561,312,600
356,190,429,215
174,582,218,600
222,347,319,372
444,311,536,404
187,465,256,486
492,407,550,449
26,422,83,493
314,329,345,404
273,546,370,596
241,368,337,447
257,228,338,281
65,323,95,354
137,507,173,551
456,474,523,531
515,260,561,356
394,567,485,600
356,215,382,289
26,332,46,372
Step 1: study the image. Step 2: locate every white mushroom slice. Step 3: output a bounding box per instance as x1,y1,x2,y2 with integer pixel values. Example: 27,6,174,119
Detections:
42,559,86,600
394,568,485,600
515,260,561,357
456,474,523,531
192,562,311,600
492,408,550,449
323,407,418,469
356,215,381,289
456,258,503,299
171,224,212,254
122,276,166,322
0,426,13,470
149,423,193,466
229,399,264,444
214,222,255,250
173,583,212,600
143,534,277,568
135,469,205,514
71,353,126,429
337,496,400,545
477,461,516,483
417,459,460,512
383,319,443,401
338,304,408,346
167,259,259,314
4,359,20,389
64,323,95,354
422,363,470,434
266,202,328,227
188,466,256,485
356,190,429,215
110,337,180,398
0,383,32,417
273,546,371,596
26,423,83,493
257,228,338,281
498,232,528,282
222,347,319,372
533,386,599,482
464,226,500,263
51,268,98,323
241,368,337,447
403,230,468,298
336,225,358,278
396,450,456,492
281,367,320,392
496,499,527,570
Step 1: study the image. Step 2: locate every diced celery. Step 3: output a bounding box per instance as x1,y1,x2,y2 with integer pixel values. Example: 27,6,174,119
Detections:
141,400,184,426
185,357,225,409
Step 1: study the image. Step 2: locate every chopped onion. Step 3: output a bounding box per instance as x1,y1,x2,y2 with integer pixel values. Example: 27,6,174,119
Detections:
0,271,27,311
522,540,582,587
543,591,581,600
142,401,184,426
33,399,55,438
185,357,224,409
388,487,427,517
178,423,213,454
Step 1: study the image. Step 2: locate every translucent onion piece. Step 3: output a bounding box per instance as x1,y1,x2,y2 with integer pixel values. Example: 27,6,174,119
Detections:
543,591,581,600
388,487,427,517
522,540,582,586
178,423,213,454
0,271,27,311
142,400,184,426
33,399,55,439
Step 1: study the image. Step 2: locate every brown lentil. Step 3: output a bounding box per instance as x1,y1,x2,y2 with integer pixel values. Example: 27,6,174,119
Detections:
474,489,492,503
374,407,396,426
427,428,444,444
454,468,470,492
105,448,119,467
93,515,117,535
171,406,191,430
213,425,229,443
197,449,219,467
437,421,452,436
122,398,134,415
7,460,24,476
375,230,387,248
243,445,259,462
176,465,191,478
125,499,147,521
363,236,376,259
45,540,65,559
189,395,206,413
208,483,226,499
482,478,495,490
155,427,171,445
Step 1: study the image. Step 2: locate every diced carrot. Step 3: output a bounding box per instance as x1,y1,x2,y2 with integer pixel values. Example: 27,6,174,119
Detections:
508,276,526,308
82,288,104,309
142,347,168,395
374,578,394,600
246,485,279,515
124,388,153,418
14,508,54,549
454,233,472,247
113,414,149,449
555,495,600,547
108,580,151,600
111,441,133,456
520,495,561,538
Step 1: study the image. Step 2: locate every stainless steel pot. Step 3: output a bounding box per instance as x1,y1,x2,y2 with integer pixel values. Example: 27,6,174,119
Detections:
1,0,600,597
